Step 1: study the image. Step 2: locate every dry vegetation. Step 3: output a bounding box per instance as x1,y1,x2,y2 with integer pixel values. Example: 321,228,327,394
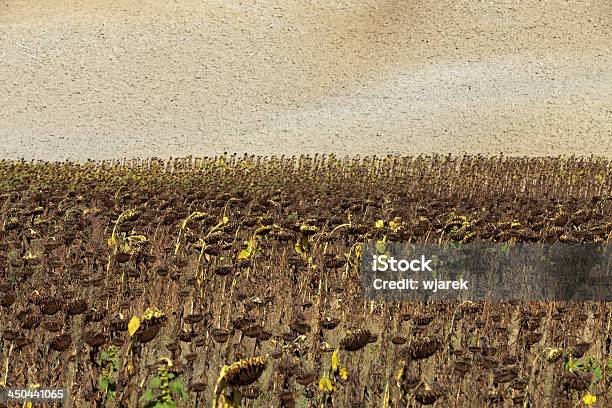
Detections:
0,155,611,407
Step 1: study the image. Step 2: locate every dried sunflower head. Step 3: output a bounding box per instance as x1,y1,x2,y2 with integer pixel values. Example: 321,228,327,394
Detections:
401,336,441,361
340,329,375,351
222,356,267,387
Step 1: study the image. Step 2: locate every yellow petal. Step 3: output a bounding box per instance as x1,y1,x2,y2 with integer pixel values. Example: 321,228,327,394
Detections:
331,350,340,373
318,375,333,392
128,316,141,337
354,243,362,259
582,393,596,405
237,240,254,260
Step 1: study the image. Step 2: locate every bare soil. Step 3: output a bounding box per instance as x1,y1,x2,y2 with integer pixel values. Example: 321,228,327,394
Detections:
1,0,610,160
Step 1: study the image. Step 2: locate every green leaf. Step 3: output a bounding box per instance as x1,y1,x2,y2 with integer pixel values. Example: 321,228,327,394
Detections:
592,366,603,381
170,380,188,400
111,357,120,370
106,390,116,401
140,388,154,402
100,351,109,361
150,376,162,389
98,377,109,392
565,357,585,373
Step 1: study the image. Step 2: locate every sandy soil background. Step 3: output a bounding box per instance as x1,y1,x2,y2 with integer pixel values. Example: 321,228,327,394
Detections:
1,0,610,160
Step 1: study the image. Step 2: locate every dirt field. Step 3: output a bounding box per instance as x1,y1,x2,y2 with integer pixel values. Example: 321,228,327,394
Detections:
1,0,610,160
